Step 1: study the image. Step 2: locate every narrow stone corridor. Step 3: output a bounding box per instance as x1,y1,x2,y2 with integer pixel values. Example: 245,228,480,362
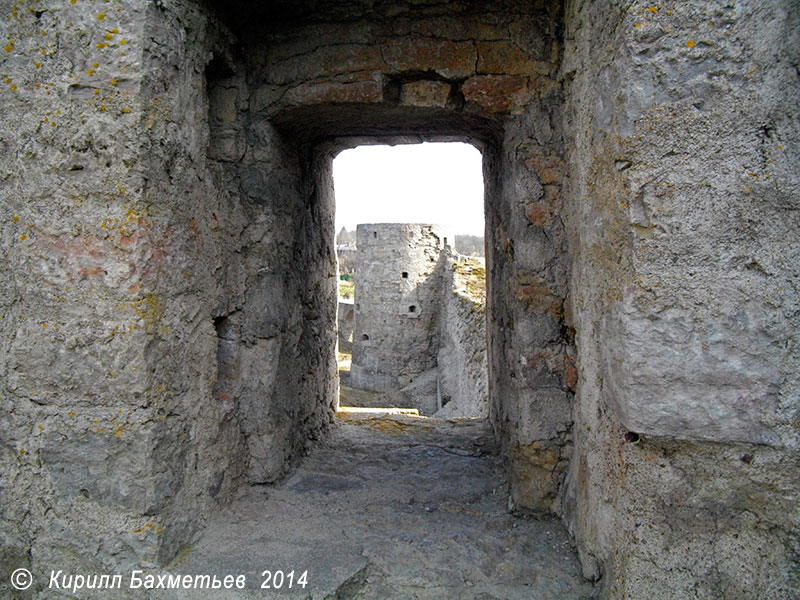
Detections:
166,414,594,599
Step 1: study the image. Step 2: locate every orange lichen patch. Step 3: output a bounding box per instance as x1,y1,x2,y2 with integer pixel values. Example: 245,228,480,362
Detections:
686,39,695,48
20,233,27,241
648,6,658,12
525,201,550,227
4,42,13,52
13,215,19,222
96,42,106,49
97,12,105,20
366,418,412,434
515,275,563,317
526,153,564,185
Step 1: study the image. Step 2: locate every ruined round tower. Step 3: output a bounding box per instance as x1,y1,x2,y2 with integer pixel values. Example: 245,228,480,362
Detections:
350,223,451,391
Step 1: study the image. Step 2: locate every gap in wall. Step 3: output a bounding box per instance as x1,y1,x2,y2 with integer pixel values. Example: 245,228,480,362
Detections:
332,142,489,419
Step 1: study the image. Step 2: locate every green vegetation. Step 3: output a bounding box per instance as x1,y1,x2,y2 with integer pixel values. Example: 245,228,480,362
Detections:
454,258,486,304
339,278,355,299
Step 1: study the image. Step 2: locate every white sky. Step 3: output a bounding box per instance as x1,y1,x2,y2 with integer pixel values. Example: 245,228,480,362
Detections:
332,142,485,236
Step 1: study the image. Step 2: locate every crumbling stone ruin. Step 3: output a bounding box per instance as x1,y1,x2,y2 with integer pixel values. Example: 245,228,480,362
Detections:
1,0,798,598
348,223,487,417
351,224,449,393
336,298,354,353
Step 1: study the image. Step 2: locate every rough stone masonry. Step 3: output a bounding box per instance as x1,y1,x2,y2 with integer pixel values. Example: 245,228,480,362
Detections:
0,1,798,599
349,222,488,417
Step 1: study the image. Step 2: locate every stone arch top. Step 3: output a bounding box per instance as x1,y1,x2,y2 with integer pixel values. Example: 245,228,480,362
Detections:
206,0,562,142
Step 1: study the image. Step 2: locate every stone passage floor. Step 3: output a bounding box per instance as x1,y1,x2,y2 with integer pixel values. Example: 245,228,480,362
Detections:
337,351,412,410
166,415,594,599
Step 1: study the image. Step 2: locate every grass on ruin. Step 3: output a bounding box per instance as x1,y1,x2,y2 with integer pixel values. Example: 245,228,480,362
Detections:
339,279,355,299
454,259,486,305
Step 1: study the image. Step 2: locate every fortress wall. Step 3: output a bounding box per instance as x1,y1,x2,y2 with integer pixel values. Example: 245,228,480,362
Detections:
560,1,800,595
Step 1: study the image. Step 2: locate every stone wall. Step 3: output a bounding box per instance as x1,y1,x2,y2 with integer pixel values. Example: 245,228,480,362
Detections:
349,227,488,417
0,0,337,590
337,299,354,353
1,0,796,596
560,1,800,596
2,0,571,583
350,223,448,392
435,254,489,419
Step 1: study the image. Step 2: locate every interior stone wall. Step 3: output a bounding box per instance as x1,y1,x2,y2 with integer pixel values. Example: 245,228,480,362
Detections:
560,1,800,596
229,0,571,511
1,0,338,591
2,1,570,585
3,0,796,597
0,0,224,585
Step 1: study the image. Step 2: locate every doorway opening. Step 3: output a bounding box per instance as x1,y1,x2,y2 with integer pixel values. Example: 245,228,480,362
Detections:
332,142,488,419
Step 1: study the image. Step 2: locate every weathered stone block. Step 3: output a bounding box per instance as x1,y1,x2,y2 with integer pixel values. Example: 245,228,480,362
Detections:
283,77,383,106
462,74,531,114
477,41,535,75
400,80,451,108
41,419,186,515
208,86,237,123
514,275,563,318
516,388,572,443
602,292,785,446
265,45,385,85
509,442,563,512
383,39,476,79
207,132,240,162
